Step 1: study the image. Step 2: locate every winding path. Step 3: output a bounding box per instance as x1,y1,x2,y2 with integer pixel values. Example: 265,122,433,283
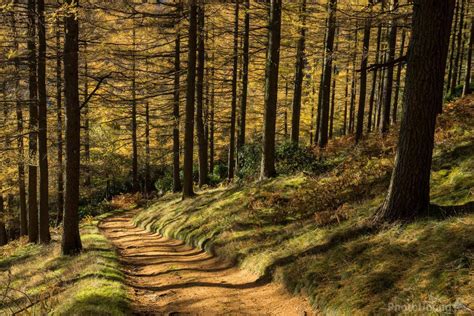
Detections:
99,211,315,315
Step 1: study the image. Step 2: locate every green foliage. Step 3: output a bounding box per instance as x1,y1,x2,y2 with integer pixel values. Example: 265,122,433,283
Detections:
276,141,322,174
237,143,262,179
213,162,228,180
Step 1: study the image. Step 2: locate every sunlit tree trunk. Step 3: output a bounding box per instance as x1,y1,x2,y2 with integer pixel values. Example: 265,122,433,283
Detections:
392,29,406,124
56,23,64,226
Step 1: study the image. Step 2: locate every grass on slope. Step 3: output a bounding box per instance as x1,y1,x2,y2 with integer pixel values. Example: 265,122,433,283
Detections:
134,96,474,314
0,213,129,315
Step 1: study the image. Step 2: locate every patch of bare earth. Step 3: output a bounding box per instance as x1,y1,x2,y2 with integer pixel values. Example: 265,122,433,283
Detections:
99,212,315,315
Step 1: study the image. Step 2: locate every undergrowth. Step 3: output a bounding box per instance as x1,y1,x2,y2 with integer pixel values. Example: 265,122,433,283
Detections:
133,96,474,313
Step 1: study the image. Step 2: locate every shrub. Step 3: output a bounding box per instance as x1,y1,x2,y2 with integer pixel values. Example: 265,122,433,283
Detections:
276,141,321,174
237,143,262,179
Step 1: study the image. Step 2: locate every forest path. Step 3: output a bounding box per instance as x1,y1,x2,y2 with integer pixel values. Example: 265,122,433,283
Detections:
99,211,315,315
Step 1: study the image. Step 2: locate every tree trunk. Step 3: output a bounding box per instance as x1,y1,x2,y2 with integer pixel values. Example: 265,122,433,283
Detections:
447,0,459,92
131,27,138,192
228,0,239,180
380,0,398,135
462,18,473,96
56,23,64,226
145,102,150,195
27,0,39,244
319,0,337,148
62,0,82,255
0,192,7,246
11,3,28,235
290,0,306,145
392,29,406,123
375,0,455,222
260,0,282,179
349,29,358,134
238,0,250,151
209,47,215,175
355,17,371,143
83,44,91,187
450,0,465,95
173,4,182,193
182,0,197,198
196,1,208,186
367,25,382,133
329,65,336,138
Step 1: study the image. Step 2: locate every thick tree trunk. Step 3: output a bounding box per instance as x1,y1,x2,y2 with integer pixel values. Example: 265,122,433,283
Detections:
392,29,406,123
367,25,382,133
62,0,82,255
319,0,337,148
173,4,182,193
56,24,64,226
260,0,281,179
380,0,398,135
462,18,473,96
182,1,197,198
291,0,306,145
228,0,239,179
238,0,250,151
196,1,208,186
11,3,28,235
355,17,371,143
27,0,38,244
450,0,465,95
375,0,455,222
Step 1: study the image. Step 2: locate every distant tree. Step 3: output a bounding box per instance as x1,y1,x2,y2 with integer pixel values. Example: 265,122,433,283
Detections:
291,0,306,146
237,0,250,151
62,0,83,255
462,18,473,96
55,21,64,226
375,0,455,222
0,192,7,246
228,0,239,180
182,0,197,198
173,3,182,193
450,0,466,96
260,0,282,179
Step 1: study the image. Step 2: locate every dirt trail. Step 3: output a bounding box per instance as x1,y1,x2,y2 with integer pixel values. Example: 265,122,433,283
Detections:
99,211,315,315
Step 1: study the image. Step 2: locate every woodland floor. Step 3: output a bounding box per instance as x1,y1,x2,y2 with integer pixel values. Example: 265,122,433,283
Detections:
99,210,315,315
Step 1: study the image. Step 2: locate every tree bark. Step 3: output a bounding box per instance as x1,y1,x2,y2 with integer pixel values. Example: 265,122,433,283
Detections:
173,3,182,193
131,27,138,192
182,0,197,198
238,0,250,151
319,0,337,148
375,0,455,222
62,0,82,255
0,192,7,246
260,0,282,179
83,44,91,187
367,25,382,133
196,1,208,185
56,23,64,226
27,0,39,244
355,16,371,143
290,0,306,145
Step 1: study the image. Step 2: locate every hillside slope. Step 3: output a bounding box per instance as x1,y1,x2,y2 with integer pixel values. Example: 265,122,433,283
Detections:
134,96,474,314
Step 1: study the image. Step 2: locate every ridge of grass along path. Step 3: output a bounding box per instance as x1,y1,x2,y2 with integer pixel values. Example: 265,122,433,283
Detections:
0,211,130,315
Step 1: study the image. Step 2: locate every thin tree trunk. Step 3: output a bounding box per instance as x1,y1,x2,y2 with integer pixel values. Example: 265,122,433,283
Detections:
11,3,28,235
291,0,306,145
238,0,250,151
0,192,7,246
343,63,349,135
447,0,459,92
27,0,39,244
62,0,82,255
392,29,406,124
462,18,473,96
173,3,182,192
450,0,465,95
329,65,336,139
83,44,91,187
56,23,64,226
145,102,150,194
182,0,197,198
260,0,282,179
376,0,455,222
380,0,398,134
355,16,371,143
319,0,337,148
196,1,208,185
349,29,358,134
131,27,138,192
228,0,239,179
209,47,215,175
367,25,382,133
